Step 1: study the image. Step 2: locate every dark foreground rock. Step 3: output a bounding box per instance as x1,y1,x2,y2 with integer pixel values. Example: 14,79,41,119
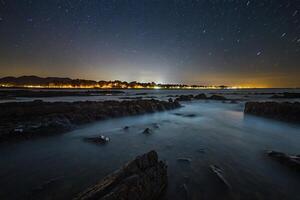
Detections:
74,150,168,200
267,151,300,170
0,99,180,141
244,102,300,123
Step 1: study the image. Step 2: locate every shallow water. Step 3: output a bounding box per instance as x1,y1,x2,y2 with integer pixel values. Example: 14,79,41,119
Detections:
0,99,300,200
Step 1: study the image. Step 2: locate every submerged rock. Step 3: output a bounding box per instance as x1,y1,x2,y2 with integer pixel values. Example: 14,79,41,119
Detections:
267,151,300,170
143,128,153,134
177,157,192,164
210,165,231,189
84,135,110,144
74,150,168,200
244,102,300,123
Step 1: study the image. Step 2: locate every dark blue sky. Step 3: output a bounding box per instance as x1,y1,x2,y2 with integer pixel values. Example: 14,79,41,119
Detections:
0,0,299,87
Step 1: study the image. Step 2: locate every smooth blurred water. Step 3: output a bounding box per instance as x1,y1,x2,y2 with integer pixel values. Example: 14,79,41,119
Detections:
0,99,299,200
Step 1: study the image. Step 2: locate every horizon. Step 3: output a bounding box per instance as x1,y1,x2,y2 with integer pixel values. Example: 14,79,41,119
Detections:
0,1,299,87
0,75,299,89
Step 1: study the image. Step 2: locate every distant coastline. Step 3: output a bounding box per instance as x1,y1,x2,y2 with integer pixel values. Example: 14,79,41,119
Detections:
1,75,298,89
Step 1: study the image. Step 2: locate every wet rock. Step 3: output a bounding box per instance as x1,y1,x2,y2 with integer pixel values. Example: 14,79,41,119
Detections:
176,95,193,101
270,92,300,99
168,98,173,103
74,150,167,200
143,128,153,134
84,135,110,144
267,150,300,170
209,95,227,100
244,102,300,123
123,126,130,130
194,93,207,99
0,99,181,141
177,157,192,164
210,165,231,189
173,113,196,118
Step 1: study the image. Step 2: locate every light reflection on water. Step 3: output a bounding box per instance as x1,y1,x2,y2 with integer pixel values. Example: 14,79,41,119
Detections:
0,101,299,200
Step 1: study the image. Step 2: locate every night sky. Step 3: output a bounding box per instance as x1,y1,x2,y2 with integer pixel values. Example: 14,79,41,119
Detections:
0,0,299,87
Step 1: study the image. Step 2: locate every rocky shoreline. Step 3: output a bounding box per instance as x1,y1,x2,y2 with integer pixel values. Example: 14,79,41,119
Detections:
0,99,180,141
244,101,300,123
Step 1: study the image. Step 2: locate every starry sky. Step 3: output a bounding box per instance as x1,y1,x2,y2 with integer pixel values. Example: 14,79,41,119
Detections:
0,0,299,87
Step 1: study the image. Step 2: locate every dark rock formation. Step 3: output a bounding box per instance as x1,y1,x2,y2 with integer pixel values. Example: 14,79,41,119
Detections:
209,95,227,100
270,92,300,99
176,157,192,164
267,151,300,170
244,102,300,123
84,135,110,144
74,150,168,200
0,99,181,141
210,165,231,189
194,93,207,99
175,95,193,101
143,128,153,134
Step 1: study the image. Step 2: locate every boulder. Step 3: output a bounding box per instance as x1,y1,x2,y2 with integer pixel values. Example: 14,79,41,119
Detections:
74,150,168,200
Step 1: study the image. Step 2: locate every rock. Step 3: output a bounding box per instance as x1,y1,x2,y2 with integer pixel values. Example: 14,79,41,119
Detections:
210,165,231,189
168,98,173,103
270,92,300,99
173,113,196,118
209,95,227,100
267,151,300,170
185,114,196,117
123,126,130,130
194,93,207,99
74,150,168,200
176,95,193,101
244,102,300,123
143,128,153,134
0,99,181,141
177,157,192,163
84,135,110,144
